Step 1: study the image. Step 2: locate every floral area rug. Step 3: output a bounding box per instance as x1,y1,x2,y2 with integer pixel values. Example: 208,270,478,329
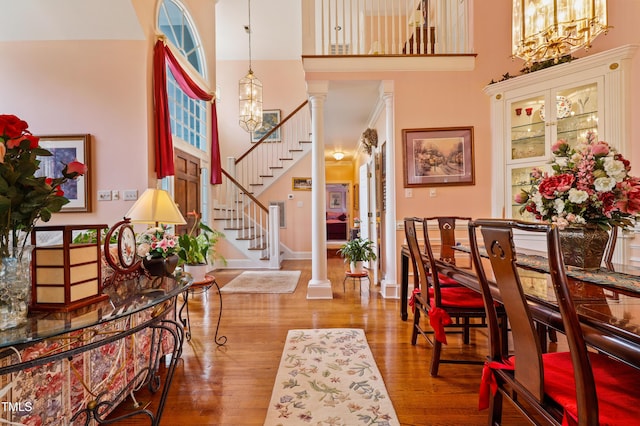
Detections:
219,271,301,293
264,328,399,426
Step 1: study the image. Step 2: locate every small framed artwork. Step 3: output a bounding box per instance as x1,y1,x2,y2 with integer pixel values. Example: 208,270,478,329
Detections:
292,177,312,191
36,134,92,212
252,109,281,142
329,192,342,209
402,127,475,187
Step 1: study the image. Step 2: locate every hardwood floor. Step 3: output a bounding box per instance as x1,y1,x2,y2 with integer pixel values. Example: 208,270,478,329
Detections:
110,256,529,425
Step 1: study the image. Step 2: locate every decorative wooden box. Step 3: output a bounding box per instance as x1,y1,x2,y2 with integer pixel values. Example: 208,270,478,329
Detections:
31,224,109,311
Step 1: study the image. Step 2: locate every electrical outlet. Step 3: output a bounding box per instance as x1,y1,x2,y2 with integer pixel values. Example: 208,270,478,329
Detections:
123,190,138,201
111,190,120,201
429,189,437,197
98,190,111,201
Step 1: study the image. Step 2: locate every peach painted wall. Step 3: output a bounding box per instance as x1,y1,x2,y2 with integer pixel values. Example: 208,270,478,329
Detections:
304,1,640,283
0,40,149,227
0,0,218,232
257,155,313,253
214,60,308,161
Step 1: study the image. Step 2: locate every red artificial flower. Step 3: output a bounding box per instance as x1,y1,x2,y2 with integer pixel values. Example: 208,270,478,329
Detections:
538,174,575,199
66,160,87,176
0,114,29,139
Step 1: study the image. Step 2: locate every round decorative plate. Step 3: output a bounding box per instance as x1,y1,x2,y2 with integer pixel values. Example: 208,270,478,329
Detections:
539,96,573,121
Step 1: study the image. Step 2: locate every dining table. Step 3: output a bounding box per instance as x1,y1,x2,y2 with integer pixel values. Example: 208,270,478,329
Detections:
399,245,640,369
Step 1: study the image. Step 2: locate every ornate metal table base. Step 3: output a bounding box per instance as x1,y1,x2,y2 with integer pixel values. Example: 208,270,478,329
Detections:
179,275,226,346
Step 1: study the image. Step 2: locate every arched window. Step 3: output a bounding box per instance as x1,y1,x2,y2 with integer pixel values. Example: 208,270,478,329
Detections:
158,0,207,151
157,0,210,224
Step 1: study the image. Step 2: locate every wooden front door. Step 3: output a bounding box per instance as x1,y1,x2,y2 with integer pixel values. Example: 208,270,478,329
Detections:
174,149,200,234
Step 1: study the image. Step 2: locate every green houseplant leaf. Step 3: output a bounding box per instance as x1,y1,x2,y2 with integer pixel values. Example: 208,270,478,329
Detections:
336,238,377,264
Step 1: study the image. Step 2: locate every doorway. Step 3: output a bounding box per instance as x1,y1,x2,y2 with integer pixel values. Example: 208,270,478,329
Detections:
174,148,200,234
326,183,350,242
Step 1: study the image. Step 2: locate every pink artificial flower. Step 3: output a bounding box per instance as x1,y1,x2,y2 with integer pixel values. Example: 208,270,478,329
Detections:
551,139,569,154
590,141,610,156
513,190,528,204
66,160,87,176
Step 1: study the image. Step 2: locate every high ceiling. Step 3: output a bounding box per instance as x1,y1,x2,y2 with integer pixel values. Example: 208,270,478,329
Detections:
216,0,380,160
0,0,378,160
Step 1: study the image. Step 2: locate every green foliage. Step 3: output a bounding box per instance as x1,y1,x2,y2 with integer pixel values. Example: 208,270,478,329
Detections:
72,228,118,244
177,218,225,266
336,238,377,263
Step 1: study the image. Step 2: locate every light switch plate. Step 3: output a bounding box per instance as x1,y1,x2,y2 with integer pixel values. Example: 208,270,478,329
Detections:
98,190,111,201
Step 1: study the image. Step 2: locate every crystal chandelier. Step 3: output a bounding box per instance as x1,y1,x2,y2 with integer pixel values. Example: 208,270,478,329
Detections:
238,0,263,133
512,0,610,65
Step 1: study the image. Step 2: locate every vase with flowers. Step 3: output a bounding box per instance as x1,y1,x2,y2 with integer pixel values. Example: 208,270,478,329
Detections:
0,114,87,329
515,131,640,269
136,225,180,277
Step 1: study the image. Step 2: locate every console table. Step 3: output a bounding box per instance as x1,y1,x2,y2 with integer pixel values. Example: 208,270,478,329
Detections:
0,273,191,425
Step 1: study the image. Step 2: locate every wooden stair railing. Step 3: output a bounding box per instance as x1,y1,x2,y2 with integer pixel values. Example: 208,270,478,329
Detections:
232,100,311,192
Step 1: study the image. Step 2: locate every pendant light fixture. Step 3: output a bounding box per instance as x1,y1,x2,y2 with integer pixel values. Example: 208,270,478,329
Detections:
512,0,610,65
238,0,263,133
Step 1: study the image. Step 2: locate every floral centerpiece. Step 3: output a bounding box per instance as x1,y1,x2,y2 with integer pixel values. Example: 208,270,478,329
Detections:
515,132,640,230
515,132,640,269
0,114,86,329
136,225,180,259
136,225,180,276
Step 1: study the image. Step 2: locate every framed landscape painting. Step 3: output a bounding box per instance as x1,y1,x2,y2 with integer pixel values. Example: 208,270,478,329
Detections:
36,134,92,212
252,109,281,142
402,127,475,187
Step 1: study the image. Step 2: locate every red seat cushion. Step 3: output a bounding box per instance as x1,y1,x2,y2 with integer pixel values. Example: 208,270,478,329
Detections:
543,351,640,426
436,272,461,286
428,286,486,309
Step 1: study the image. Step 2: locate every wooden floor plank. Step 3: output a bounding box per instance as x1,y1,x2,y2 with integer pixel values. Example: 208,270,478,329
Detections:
108,257,528,425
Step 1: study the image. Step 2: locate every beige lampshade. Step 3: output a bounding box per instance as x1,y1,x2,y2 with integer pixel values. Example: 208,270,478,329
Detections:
125,188,186,225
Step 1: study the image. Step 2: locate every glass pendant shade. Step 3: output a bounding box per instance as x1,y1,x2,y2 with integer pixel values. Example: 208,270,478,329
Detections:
238,68,263,133
512,0,609,65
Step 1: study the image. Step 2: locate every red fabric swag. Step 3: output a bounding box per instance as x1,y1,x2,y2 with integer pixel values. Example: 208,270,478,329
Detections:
152,39,222,184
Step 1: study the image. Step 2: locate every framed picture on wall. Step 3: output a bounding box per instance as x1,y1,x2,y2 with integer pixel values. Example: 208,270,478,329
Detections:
252,109,281,142
402,126,475,187
36,134,92,212
292,177,312,190
329,192,342,209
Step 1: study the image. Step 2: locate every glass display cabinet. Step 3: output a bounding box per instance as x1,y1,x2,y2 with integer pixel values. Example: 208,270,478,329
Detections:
484,45,637,222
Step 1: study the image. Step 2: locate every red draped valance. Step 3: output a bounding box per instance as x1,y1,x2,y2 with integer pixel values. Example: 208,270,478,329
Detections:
153,39,222,184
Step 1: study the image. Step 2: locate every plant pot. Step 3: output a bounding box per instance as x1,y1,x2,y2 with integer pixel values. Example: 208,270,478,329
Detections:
558,226,609,270
350,261,364,274
143,254,179,277
184,263,209,282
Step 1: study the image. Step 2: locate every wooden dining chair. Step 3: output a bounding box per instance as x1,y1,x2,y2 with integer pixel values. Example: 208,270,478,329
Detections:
424,216,472,287
468,219,640,426
404,217,506,376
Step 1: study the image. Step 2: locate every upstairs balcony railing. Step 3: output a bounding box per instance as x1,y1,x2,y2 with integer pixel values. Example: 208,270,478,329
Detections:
302,0,471,56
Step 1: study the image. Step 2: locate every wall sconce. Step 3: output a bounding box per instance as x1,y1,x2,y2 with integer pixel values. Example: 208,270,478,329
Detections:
333,152,345,161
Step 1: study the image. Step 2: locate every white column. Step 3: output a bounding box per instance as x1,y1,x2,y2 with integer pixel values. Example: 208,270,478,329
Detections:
380,81,399,298
306,81,333,299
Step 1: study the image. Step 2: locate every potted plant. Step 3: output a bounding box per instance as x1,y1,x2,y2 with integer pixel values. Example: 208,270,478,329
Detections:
177,211,225,282
337,237,377,273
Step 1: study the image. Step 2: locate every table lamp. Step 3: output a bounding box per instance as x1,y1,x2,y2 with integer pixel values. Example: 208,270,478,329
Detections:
125,188,186,226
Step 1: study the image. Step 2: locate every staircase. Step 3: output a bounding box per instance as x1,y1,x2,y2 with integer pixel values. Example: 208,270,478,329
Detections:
214,101,312,269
